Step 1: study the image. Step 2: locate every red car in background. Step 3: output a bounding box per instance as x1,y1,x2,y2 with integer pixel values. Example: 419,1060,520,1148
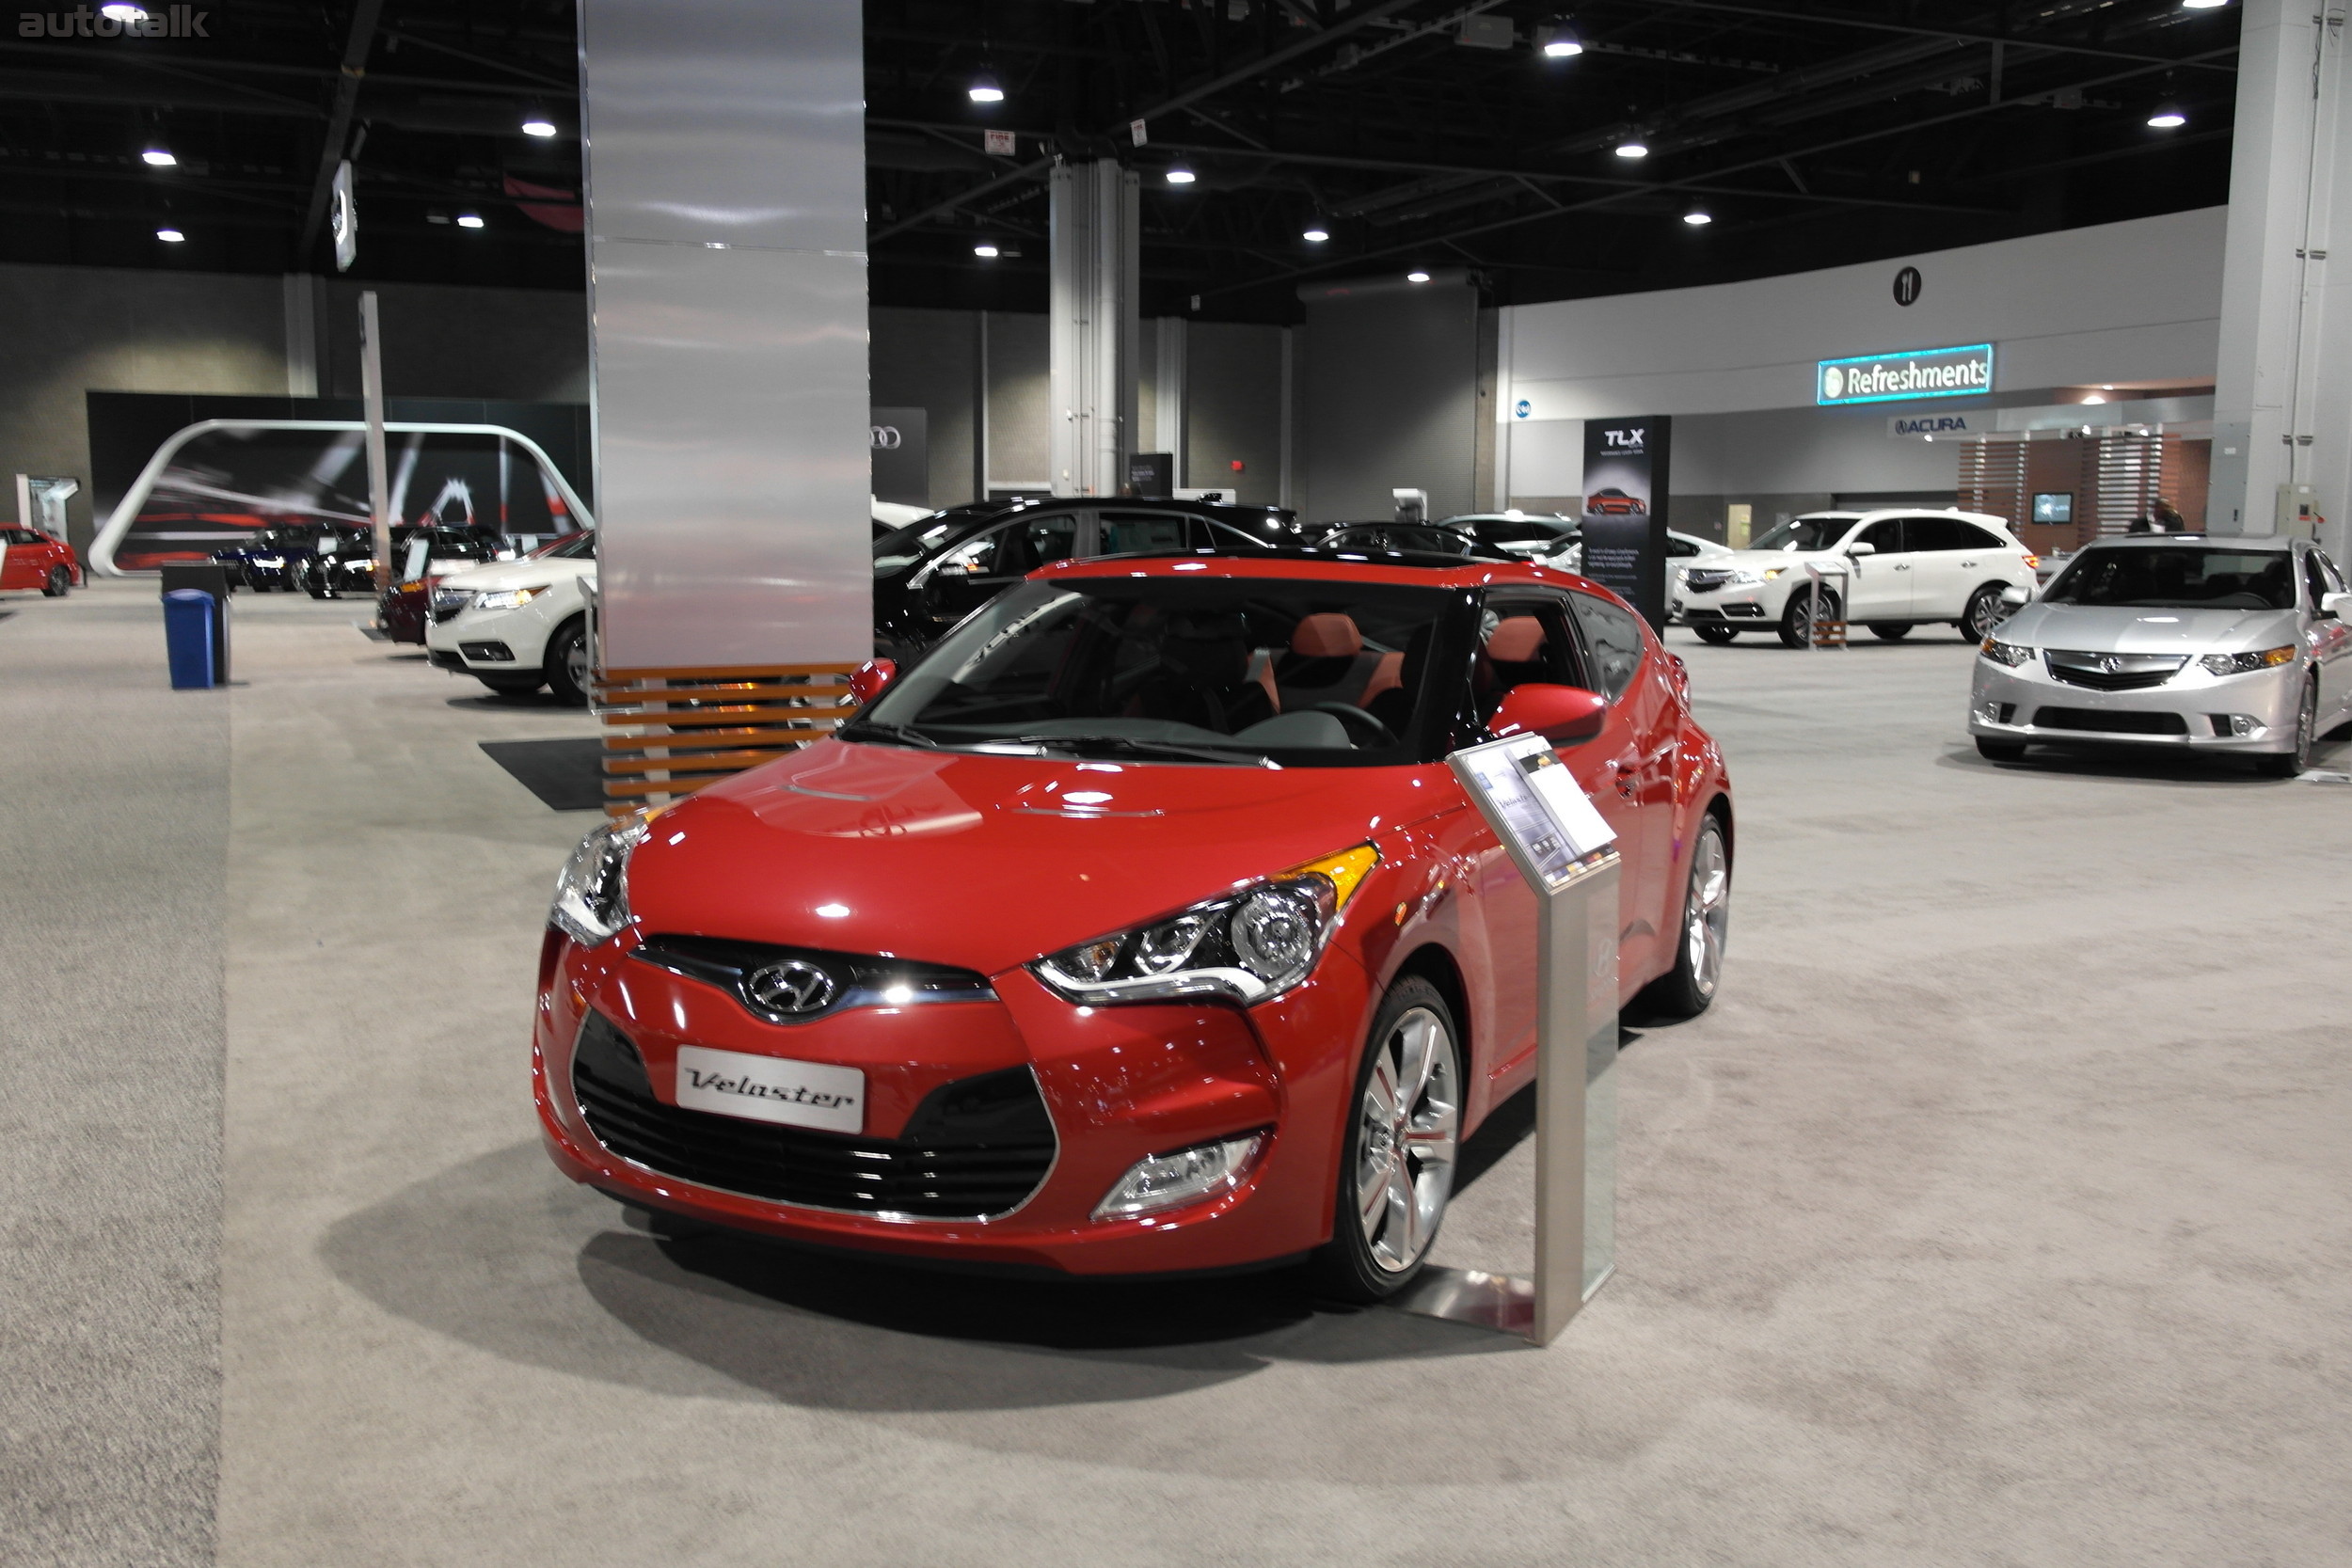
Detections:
1,529,80,595
533,551,1731,1300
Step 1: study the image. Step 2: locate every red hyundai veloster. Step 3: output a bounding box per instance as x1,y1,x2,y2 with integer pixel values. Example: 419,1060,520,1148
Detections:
533,553,1732,1300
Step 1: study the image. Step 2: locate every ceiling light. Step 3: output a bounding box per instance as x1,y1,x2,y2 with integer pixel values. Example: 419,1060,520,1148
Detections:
1536,24,1583,57
968,72,1004,104
142,148,176,167
973,242,999,258
2180,0,2227,8
2081,393,2106,404
2147,107,2186,128
1614,141,1649,159
1165,165,1197,185
1302,224,1329,243
155,228,183,243
455,214,485,230
1683,209,1712,226
100,3,143,18
1406,270,1431,283
520,118,558,138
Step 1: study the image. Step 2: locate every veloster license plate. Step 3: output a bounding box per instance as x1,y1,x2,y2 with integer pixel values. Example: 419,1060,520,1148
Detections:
672,1045,865,1134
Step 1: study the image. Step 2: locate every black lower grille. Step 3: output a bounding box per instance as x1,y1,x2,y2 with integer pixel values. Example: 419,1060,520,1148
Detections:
571,1013,1055,1220
2033,706,2189,736
2044,650,2187,691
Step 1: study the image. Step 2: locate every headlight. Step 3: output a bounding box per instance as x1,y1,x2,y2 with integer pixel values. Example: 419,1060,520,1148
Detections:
550,810,653,946
1980,637,2035,667
1719,568,1780,588
2200,645,2297,676
474,585,547,611
1031,845,1376,1006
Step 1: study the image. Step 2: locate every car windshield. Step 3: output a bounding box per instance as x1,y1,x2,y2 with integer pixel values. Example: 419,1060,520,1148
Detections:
851,577,1457,767
2043,546,2296,610
873,504,997,562
1748,515,1854,552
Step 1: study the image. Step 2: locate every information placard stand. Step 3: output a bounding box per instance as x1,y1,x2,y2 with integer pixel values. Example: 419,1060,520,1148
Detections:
1394,734,1619,1346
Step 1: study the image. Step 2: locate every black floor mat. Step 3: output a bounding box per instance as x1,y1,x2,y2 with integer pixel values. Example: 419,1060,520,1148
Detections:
480,737,603,812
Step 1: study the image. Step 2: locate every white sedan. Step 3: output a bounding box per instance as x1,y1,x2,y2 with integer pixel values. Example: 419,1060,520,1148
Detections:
425,531,597,703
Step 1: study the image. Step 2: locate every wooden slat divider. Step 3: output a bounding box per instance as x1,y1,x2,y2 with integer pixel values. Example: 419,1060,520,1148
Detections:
597,661,861,816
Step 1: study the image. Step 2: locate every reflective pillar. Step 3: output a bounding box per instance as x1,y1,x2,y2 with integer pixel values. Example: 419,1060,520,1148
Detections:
2210,0,2350,559
580,0,870,669
1049,161,1139,499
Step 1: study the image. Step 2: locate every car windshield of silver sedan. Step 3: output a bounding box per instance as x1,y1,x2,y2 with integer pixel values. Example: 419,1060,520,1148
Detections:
850,578,1456,766
1748,515,1852,552
2043,547,2296,611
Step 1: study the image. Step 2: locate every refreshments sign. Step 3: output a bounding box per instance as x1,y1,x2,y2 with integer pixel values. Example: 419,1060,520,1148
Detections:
1817,342,1993,405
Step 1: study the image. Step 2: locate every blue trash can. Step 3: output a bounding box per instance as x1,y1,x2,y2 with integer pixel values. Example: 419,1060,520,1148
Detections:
164,588,217,689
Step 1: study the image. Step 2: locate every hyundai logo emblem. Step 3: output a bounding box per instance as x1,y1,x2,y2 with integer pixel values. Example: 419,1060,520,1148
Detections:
744,959,839,1017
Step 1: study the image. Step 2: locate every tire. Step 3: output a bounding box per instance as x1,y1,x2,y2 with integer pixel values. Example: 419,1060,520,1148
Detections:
1311,976,1464,1305
1960,585,2007,643
41,565,69,597
1777,586,1840,648
476,673,547,696
544,616,592,706
1692,623,1738,645
1867,622,1910,641
1975,736,2028,762
2255,678,2316,779
1636,810,1730,1021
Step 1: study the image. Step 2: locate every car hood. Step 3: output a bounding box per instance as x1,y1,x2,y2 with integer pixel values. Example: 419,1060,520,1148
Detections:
2000,603,2300,653
434,556,593,591
1681,548,1836,575
623,739,1438,976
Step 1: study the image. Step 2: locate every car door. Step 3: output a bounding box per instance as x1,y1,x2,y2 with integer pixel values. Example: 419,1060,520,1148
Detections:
1842,515,1913,621
1899,515,1968,618
1565,590,1674,982
0,530,23,589
921,512,1081,628
2303,548,2352,723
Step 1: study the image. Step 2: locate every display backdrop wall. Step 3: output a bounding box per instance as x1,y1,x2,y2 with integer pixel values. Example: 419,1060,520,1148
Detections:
1299,274,1478,523
87,391,593,570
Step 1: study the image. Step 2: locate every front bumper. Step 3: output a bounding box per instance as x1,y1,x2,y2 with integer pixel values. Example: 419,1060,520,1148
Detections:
532,927,1374,1275
1967,653,2304,752
426,600,556,673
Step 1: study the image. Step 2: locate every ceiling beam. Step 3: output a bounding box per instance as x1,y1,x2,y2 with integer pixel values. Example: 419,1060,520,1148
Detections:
1648,0,2238,73
1117,0,1425,135
298,0,388,258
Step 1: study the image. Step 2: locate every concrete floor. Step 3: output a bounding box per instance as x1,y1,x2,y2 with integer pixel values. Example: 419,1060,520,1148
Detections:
6,578,2349,1567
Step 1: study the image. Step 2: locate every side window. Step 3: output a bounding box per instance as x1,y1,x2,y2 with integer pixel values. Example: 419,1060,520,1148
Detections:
1856,517,1908,553
1198,519,1272,552
1665,534,1702,558
1095,512,1189,555
1017,513,1081,569
1905,516,1963,551
934,524,1011,576
1477,598,1581,721
1953,521,2007,551
1567,593,1645,702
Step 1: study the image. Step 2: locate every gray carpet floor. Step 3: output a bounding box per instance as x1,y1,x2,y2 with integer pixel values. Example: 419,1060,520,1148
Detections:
6,582,2349,1566
0,580,226,1568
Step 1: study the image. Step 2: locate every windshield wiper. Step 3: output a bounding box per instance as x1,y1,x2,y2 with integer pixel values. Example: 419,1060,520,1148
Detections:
1007,733,1278,767
846,721,938,749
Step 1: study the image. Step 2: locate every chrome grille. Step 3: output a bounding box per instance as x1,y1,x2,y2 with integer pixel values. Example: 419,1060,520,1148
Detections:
2042,649,2187,692
1682,569,1736,594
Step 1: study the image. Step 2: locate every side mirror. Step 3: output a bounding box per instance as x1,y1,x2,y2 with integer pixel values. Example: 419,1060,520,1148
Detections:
1845,540,1877,557
1999,584,2031,608
2322,592,2352,621
849,657,898,705
1487,683,1609,746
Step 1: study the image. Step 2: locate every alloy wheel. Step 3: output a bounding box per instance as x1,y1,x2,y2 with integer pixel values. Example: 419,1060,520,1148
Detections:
1963,588,2003,642
2294,680,2315,770
1684,821,1730,999
565,631,593,696
1353,1006,1460,1275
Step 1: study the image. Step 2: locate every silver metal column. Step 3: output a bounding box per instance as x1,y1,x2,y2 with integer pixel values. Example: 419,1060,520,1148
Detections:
579,0,870,669
1049,160,1139,499
1152,315,1187,482
2210,0,2349,556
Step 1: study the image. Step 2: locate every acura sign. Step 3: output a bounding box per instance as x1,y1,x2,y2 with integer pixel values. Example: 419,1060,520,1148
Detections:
1817,342,1992,406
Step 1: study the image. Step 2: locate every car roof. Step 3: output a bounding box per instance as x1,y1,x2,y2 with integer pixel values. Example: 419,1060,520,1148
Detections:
2076,532,2293,552
1794,507,2014,529
1038,547,1611,594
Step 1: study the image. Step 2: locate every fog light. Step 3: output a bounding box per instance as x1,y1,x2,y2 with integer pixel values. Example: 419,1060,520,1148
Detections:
2227,714,2263,737
1974,701,2003,724
1093,1131,1267,1220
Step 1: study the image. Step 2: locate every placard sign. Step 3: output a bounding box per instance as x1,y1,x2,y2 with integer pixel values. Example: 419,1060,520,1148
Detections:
1450,732,1615,892
1579,416,1672,632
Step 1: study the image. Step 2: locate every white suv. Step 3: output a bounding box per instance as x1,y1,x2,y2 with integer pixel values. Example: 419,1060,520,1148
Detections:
425,531,596,702
1672,509,2036,648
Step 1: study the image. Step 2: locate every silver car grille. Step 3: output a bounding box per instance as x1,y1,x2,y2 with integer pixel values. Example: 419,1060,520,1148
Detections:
2043,649,2188,692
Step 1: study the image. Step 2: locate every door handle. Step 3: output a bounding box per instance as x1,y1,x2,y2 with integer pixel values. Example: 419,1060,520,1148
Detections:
1961,559,1978,566
1894,563,1911,571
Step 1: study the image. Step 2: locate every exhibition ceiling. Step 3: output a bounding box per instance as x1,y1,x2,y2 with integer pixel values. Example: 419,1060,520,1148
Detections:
0,0,2240,318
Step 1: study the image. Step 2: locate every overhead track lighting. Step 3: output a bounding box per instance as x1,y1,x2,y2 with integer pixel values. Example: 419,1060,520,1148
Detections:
2146,106,2187,128
1165,165,1197,185
973,242,1000,259
2179,0,2226,8
1682,209,1712,226
1302,223,1329,244
1536,24,1583,57
142,148,176,167
156,228,183,243
1613,141,1649,159
521,117,558,138
456,214,485,230
968,71,1004,104
1406,270,1432,283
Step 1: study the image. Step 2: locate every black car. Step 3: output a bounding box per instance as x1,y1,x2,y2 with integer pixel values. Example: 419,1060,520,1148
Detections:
299,523,504,599
213,522,331,592
1315,522,1518,561
1438,512,1581,559
873,497,1297,655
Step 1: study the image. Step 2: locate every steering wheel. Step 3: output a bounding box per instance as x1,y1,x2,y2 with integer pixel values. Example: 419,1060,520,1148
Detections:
1303,702,1396,748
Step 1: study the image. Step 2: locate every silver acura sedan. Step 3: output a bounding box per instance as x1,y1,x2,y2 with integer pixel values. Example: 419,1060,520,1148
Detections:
1969,535,2352,777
